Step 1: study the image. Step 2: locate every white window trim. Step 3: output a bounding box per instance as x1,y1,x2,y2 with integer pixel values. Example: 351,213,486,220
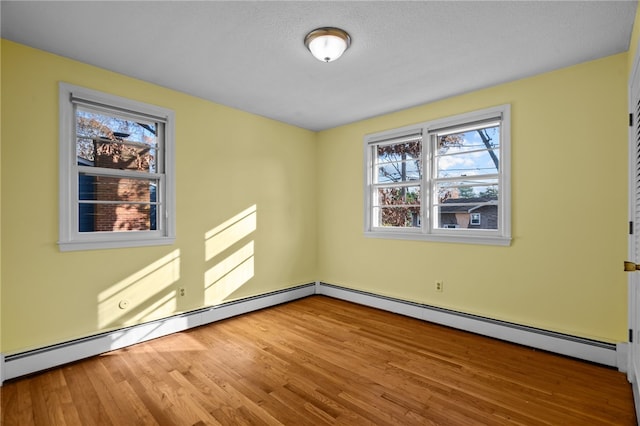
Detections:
58,82,176,251
364,104,511,246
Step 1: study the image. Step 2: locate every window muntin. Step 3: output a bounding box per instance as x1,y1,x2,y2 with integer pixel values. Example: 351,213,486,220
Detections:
59,83,175,251
364,105,510,245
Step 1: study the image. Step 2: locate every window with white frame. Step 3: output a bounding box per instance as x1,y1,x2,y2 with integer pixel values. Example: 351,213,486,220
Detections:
364,104,510,245
59,83,175,251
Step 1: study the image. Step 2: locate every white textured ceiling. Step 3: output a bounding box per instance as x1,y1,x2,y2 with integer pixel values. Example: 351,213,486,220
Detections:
1,1,637,131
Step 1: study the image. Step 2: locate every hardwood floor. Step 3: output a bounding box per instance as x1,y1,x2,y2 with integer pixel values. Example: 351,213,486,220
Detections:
1,296,636,425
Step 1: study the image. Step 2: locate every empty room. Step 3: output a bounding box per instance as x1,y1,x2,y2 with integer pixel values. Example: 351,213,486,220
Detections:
2,1,640,424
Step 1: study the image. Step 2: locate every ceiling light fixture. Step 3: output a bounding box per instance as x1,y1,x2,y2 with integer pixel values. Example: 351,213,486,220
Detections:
304,27,351,63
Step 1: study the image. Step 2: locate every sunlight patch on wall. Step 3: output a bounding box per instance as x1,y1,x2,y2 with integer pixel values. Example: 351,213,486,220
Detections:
205,241,255,305
98,249,181,329
204,205,257,306
205,205,256,261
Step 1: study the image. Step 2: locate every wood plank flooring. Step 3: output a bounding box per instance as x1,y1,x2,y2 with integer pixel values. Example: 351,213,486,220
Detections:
1,296,636,425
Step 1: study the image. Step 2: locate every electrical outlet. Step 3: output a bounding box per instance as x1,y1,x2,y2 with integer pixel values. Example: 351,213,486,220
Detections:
179,287,186,297
435,280,444,292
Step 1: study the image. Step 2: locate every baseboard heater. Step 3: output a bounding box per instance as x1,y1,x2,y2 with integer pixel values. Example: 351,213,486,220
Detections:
316,282,623,370
0,281,625,384
1,283,316,383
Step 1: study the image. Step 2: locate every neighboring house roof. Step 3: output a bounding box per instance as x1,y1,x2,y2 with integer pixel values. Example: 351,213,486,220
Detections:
440,197,497,214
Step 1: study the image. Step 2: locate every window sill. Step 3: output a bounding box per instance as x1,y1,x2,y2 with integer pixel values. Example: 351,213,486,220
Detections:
364,230,511,246
58,236,176,252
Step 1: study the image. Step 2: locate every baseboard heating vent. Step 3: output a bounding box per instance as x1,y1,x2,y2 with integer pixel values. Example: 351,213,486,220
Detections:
2,283,315,383
1,281,623,384
316,282,619,368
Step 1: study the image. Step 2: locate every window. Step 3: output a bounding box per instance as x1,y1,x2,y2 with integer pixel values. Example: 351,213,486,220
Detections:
364,105,510,245
59,83,175,251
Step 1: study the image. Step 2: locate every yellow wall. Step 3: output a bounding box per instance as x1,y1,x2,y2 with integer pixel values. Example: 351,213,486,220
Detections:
316,53,628,343
0,40,317,353
0,36,633,354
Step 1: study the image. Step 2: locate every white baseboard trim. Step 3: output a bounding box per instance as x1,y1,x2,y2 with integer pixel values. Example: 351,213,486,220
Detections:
1,283,315,383
1,280,626,385
316,282,622,369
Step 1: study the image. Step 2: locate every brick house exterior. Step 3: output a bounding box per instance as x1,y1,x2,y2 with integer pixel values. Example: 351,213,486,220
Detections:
92,137,152,232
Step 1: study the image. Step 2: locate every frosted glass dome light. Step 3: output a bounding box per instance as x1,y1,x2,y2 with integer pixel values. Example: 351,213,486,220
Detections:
304,27,351,63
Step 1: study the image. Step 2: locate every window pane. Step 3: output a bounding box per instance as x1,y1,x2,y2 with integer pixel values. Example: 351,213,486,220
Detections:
79,174,158,203
76,107,159,173
436,125,499,178
436,202,498,230
375,186,420,206
435,180,498,230
375,142,422,183
377,161,421,183
78,202,157,232
78,174,158,232
373,186,420,228
374,206,421,228
435,181,498,203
